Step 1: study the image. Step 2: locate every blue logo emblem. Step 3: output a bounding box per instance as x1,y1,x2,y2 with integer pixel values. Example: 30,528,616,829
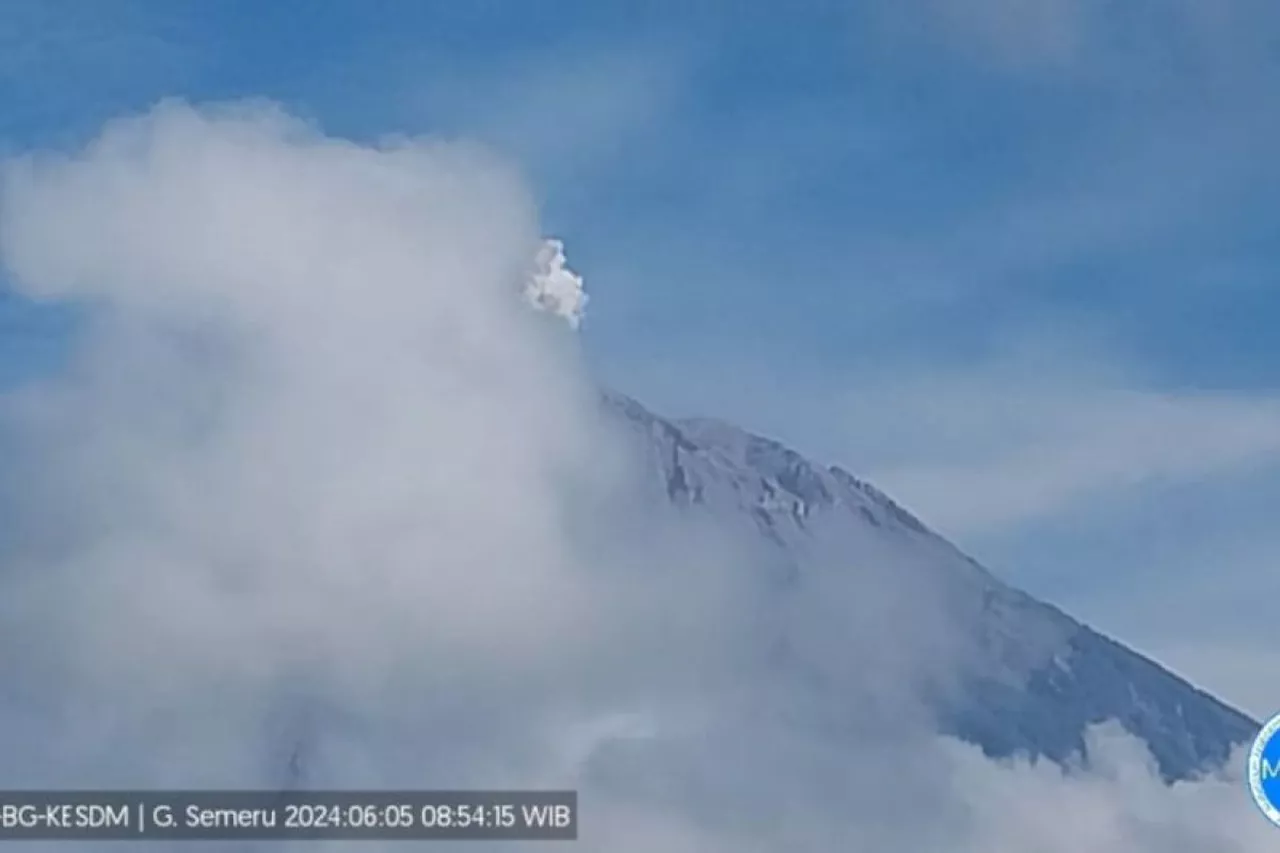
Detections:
1249,711,1280,827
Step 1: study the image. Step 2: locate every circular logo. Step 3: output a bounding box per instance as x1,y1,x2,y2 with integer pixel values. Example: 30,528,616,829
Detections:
1249,711,1280,827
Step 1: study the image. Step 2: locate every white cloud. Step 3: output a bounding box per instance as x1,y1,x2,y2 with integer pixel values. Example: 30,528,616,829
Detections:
939,725,1273,852
0,98,731,790
0,100,1276,850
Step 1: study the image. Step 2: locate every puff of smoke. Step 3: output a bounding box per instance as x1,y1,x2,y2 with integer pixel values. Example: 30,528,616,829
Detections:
526,238,587,329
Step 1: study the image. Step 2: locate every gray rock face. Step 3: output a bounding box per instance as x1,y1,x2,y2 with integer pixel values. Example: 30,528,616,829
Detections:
603,391,1258,782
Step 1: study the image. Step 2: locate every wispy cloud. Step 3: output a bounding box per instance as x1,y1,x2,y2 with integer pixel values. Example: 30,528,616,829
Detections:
383,41,694,194
862,384,1280,535
0,2,202,148
863,0,1280,83
620,353,1280,537
874,0,1089,72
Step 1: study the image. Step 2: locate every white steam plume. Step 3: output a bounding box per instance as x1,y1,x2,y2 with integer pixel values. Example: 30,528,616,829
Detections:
526,238,587,329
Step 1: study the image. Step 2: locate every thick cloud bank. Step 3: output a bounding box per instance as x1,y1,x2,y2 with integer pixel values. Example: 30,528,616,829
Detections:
0,101,1272,851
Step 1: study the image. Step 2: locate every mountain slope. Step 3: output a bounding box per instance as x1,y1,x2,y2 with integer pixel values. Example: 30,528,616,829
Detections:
604,391,1258,782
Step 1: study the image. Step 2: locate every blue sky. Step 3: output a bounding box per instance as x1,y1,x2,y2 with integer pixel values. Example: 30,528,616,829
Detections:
1,1,1279,715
